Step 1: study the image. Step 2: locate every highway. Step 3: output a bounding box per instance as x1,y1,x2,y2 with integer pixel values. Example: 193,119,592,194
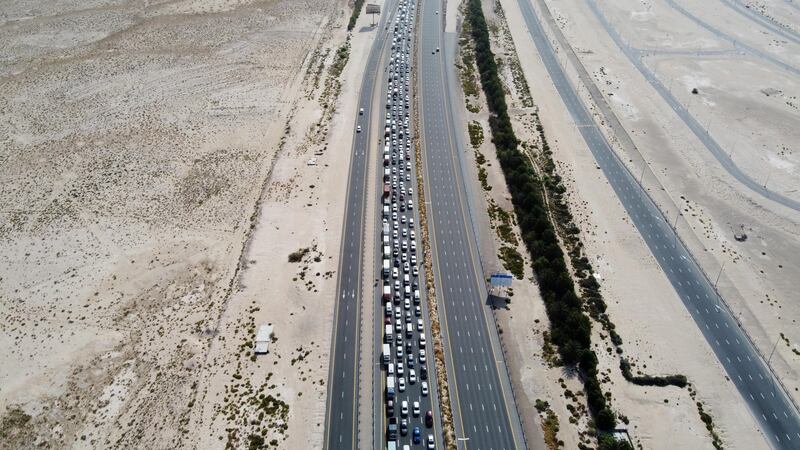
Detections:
323,3,397,448
515,0,800,447
372,1,445,448
417,0,527,448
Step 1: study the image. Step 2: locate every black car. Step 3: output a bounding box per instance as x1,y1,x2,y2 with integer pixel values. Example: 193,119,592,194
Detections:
420,365,427,380
425,411,433,428
387,399,394,416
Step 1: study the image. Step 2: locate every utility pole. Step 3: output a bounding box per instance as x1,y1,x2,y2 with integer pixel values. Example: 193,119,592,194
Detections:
714,261,725,289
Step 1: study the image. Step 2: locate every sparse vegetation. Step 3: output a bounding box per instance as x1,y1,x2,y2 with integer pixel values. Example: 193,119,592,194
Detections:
288,247,310,262
619,358,688,388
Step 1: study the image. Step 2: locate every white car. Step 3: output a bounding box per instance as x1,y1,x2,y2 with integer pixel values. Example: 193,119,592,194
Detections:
417,318,423,331
398,377,406,392
419,349,426,363
413,401,420,416
404,298,410,310
421,381,429,396
356,125,362,132
409,369,416,384
401,400,409,417
397,362,404,376
392,267,399,279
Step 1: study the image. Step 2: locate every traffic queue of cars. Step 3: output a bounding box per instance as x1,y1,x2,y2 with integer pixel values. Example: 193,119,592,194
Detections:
377,1,435,449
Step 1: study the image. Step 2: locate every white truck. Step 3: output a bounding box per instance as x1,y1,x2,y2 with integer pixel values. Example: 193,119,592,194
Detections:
383,343,391,365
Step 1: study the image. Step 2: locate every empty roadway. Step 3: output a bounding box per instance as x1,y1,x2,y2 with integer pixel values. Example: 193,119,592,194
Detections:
417,0,527,448
324,3,398,448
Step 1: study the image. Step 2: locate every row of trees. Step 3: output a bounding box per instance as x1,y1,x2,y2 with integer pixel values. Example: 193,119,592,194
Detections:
464,0,626,438
347,0,366,31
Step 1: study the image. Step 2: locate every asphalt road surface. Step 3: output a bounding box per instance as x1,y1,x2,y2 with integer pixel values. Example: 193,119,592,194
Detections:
324,4,397,448
417,0,527,448
372,1,444,448
516,0,800,447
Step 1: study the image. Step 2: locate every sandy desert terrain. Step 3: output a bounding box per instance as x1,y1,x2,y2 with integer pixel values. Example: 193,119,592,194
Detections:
0,0,376,447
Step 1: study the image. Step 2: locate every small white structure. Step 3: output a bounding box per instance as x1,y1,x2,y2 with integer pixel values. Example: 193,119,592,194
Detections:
254,324,274,354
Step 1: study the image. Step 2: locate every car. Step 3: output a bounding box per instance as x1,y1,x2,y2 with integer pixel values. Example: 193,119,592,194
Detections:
420,365,428,380
427,435,434,449
394,306,401,320
419,349,426,363
398,377,406,392
407,353,414,367
425,411,433,427
396,345,403,358
401,419,408,436
388,417,398,439
413,266,419,276
405,311,412,323
387,399,394,416
392,267,399,279
409,369,416,384
415,305,421,316
413,427,422,444
436,47,440,53
384,316,391,325
404,298,410,310
421,381,428,396
413,401,420,416
401,401,408,417
388,363,395,375
397,362,404,376
357,125,362,132
359,107,364,115
417,318,423,331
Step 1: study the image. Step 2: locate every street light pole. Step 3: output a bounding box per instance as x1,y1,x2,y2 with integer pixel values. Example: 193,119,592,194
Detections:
714,262,725,289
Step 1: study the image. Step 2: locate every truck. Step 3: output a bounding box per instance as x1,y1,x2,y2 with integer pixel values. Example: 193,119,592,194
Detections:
384,324,393,343
383,245,391,258
383,205,390,218
383,183,391,197
386,376,396,399
383,223,391,237
383,259,391,278
383,343,391,365
387,441,397,450
384,167,391,181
